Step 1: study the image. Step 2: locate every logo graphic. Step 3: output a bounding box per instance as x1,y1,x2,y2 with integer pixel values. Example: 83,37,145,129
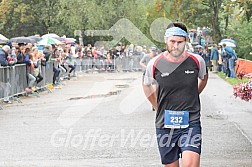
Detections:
185,70,195,74
161,72,170,77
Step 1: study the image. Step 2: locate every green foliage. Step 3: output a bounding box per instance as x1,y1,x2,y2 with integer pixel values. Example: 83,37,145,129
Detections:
0,0,251,58
226,20,252,60
217,72,249,86
221,0,252,60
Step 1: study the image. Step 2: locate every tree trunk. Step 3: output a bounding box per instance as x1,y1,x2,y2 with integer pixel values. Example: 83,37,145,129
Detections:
245,2,252,23
224,15,228,32
210,0,222,42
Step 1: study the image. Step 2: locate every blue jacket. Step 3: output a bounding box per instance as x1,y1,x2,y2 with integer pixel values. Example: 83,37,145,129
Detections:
210,47,219,60
224,46,237,59
0,49,9,66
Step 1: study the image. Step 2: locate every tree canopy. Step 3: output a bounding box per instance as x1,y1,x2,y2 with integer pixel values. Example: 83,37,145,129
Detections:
0,0,251,59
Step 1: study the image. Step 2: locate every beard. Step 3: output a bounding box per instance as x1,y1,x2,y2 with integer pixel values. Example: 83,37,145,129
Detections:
167,46,185,58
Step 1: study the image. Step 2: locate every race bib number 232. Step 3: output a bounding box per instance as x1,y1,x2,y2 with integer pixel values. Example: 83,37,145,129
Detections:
164,110,189,129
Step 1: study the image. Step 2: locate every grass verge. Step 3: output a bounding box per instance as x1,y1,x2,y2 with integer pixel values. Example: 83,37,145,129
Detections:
216,72,249,86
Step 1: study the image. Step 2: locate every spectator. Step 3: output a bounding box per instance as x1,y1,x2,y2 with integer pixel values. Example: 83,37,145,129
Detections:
25,43,33,50
51,48,61,85
31,47,43,85
0,45,15,66
65,49,76,79
221,44,230,77
23,48,36,92
10,45,19,64
113,44,124,71
43,45,52,62
210,44,219,73
223,44,237,78
0,45,14,103
185,42,194,53
217,45,223,72
200,36,205,47
16,45,25,64
139,46,158,70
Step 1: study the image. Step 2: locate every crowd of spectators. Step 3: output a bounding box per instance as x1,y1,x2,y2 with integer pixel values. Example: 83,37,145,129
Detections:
0,41,162,103
194,42,237,78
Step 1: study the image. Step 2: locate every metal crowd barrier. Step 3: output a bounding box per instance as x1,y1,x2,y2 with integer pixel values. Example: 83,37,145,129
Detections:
70,54,143,73
39,61,54,86
0,65,27,99
11,64,28,95
122,54,144,71
72,58,116,73
0,61,54,106
0,67,10,99
0,55,144,109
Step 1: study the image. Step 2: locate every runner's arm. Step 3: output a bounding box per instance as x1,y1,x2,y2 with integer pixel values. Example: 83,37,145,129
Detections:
142,83,158,111
198,73,208,94
142,57,158,110
196,54,208,94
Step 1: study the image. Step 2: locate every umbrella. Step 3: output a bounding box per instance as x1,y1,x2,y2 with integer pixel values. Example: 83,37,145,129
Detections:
37,37,63,45
41,33,60,39
9,37,36,44
0,34,8,41
51,36,65,41
28,35,42,42
189,29,197,32
64,38,76,44
194,44,203,48
221,38,236,43
219,42,236,47
207,44,215,47
0,39,7,44
220,38,237,47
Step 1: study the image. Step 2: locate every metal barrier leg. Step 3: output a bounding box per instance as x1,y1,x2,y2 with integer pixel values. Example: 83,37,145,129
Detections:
44,86,52,93
32,91,40,97
12,96,22,103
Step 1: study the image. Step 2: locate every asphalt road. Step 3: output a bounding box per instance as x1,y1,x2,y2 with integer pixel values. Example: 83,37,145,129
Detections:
0,71,251,167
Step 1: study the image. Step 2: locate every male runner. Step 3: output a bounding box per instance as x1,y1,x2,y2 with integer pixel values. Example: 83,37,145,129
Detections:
142,22,208,167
